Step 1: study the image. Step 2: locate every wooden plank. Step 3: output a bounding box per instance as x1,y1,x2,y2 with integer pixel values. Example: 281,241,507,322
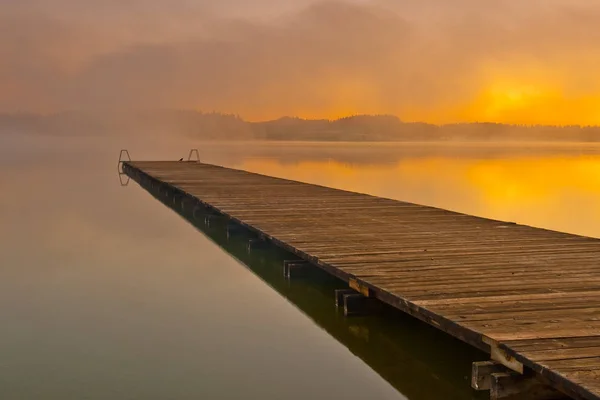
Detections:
504,337,600,352
520,346,600,362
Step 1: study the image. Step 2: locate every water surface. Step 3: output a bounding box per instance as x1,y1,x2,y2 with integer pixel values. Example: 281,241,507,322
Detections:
2,137,599,400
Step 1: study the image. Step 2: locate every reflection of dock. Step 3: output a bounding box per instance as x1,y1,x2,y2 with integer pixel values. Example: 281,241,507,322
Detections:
152,189,482,400
123,160,600,400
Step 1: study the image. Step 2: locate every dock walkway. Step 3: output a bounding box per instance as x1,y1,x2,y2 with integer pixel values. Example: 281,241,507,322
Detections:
123,161,600,400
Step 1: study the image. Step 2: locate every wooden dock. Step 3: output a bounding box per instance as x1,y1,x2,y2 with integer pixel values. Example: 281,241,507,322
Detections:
123,160,600,400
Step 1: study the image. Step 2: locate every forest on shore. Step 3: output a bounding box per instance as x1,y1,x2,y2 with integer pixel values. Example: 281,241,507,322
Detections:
2,110,600,142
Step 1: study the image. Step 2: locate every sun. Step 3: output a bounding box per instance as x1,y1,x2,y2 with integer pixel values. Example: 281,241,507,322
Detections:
495,85,540,104
481,82,548,119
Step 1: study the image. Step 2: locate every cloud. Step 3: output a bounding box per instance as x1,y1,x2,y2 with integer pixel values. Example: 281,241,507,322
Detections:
66,2,414,115
2,0,600,124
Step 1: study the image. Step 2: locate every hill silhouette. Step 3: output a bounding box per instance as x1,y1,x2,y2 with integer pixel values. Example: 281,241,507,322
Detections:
2,110,600,142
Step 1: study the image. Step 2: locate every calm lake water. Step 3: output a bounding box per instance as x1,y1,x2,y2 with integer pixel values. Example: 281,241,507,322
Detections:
2,135,600,400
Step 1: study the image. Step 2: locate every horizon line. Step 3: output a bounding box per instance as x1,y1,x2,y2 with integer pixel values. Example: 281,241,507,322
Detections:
1,109,600,128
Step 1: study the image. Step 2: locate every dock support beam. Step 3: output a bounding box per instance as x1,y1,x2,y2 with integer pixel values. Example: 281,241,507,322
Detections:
204,214,221,226
348,278,372,297
247,238,268,252
192,206,205,221
489,341,524,374
283,260,310,279
192,205,223,226
490,372,568,400
342,293,381,317
335,289,357,308
472,361,568,400
172,193,184,207
226,222,244,239
472,361,507,391
181,197,196,213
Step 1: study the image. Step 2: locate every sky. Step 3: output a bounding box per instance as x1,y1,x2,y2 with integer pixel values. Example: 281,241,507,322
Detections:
2,0,600,125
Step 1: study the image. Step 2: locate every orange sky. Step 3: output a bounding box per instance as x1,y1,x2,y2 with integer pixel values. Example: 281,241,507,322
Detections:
240,60,600,125
2,0,600,126
238,85,600,126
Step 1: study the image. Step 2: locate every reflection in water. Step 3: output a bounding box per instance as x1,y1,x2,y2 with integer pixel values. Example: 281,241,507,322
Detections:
1,140,415,400
230,153,600,238
118,173,130,186
152,189,486,400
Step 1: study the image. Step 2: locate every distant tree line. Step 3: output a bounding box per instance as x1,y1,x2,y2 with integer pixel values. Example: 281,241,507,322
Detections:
2,110,600,142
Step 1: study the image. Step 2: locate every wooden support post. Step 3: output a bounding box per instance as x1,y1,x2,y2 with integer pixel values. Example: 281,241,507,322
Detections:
192,205,205,221
172,193,183,207
490,372,567,400
283,261,310,279
348,278,372,297
226,222,244,239
343,294,382,317
247,238,268,252
335,289,356,308
203,212,225,227
160,185,168,196
472,361,507,391
181,198,196,213
283,260,302,267
192,205,220,222
486,339,524,374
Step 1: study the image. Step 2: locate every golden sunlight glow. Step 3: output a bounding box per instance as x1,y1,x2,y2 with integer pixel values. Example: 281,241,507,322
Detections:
244,89,600,126
457,73,596,126
243,67,600,126
447,83,600,126
484,83,546,115
439,62,600,126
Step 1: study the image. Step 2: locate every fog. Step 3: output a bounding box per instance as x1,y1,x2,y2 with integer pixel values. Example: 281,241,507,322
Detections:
2,0,600,125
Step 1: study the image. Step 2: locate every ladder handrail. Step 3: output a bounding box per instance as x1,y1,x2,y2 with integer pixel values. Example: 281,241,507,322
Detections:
117,149,131,173
188,149,200,162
